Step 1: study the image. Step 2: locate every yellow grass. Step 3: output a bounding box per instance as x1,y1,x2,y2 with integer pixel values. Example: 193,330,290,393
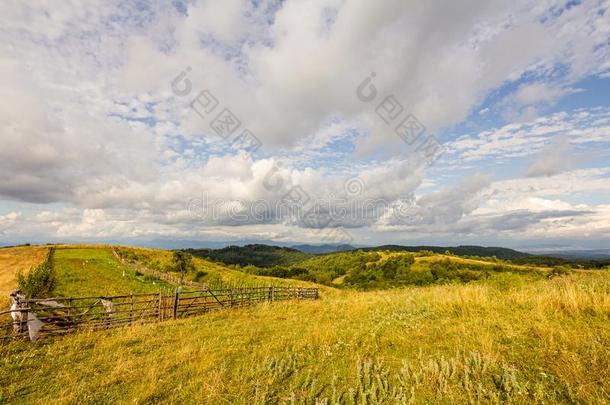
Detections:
0,245,49,305
1,271,609,403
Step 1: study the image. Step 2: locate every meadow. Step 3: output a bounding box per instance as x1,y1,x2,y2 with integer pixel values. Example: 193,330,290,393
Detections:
53,248,176,296
114,246,320,289
0,245,608,404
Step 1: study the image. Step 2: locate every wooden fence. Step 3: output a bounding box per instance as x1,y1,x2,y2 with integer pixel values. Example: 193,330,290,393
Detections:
111,248,206,289
1,286,319,343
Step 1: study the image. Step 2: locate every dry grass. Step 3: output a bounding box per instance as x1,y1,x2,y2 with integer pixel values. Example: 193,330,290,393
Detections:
1,271,609,404
0,245,49,305
415,254,545,271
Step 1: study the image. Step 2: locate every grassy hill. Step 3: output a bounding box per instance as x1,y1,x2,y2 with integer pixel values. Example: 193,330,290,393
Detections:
0,245,319,301
116,245,318,289
0,245,49,306
234,249,553,290
53,248,176,296
1,271,609,403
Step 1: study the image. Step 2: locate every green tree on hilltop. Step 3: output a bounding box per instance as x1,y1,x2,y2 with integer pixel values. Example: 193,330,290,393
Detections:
172,251,195,284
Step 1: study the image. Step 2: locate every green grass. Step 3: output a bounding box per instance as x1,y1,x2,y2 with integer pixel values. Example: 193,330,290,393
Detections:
116,246,321,289
53,248,175,296
1,271,609,403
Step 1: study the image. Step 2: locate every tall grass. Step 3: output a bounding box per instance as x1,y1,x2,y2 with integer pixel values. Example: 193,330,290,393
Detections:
1,271,609,403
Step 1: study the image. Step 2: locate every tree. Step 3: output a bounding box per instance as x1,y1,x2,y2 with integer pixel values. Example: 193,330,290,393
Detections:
171,251,195,284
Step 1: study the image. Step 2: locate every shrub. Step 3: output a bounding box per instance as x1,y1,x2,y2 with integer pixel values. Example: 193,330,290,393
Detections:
17,248,56,298
548,266,572,279
418,250,434,257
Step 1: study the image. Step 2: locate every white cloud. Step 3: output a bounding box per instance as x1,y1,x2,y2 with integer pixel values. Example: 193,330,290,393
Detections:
513,82,578,105
450,108,610,162
1,0,609,246
526,136,573,177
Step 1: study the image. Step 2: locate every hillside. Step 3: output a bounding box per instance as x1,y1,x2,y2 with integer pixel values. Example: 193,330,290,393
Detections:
0,245,319,302
113,245,319,289
361,245,532,260
53,247,177,296
0,245,49,307
234,249,553,290
186,244,311,268
1,271,609,403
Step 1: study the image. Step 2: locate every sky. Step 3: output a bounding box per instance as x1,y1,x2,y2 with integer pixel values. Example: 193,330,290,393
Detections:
1,0,610,250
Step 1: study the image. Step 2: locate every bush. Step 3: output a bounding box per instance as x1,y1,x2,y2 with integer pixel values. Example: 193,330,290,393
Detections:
17,248,56,298
418,250,434,257
194,270,208,282
430,259,486,284
548,266,572,279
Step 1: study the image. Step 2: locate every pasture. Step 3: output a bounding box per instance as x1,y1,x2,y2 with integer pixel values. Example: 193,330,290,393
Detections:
1,269,609,403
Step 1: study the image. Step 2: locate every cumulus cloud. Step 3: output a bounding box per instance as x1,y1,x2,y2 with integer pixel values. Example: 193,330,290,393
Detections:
1,0,609,245
378,174,492,229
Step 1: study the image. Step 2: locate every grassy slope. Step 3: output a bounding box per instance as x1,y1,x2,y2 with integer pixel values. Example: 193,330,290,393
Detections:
1,271,609,404
0,245,49,305
413,254,545,272
298,250,549,287
118,246,321,289
48,246,318,298
53,248,176,296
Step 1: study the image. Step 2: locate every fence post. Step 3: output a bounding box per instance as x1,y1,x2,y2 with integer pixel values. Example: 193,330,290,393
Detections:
158,292,163,321
173,287,182,319
129,294,134,325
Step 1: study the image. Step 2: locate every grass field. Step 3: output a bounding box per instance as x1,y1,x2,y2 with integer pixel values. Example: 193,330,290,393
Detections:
116,246,322,289
0,245,49,306
53,248,176,297
1,270,609,403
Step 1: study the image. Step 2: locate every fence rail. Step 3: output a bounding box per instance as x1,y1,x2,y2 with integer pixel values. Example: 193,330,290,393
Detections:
111,248,206,289
1,286,319,343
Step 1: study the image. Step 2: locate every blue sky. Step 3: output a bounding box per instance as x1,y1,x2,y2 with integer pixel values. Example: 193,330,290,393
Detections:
0,0,609,250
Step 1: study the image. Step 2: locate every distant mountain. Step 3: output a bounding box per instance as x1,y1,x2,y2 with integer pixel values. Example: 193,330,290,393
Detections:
186,244,311,268
529,249,610,260
291,244,355,254
360,245,532,260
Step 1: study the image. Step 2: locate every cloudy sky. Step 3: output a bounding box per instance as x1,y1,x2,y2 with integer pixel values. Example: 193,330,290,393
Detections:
1,0,610,249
